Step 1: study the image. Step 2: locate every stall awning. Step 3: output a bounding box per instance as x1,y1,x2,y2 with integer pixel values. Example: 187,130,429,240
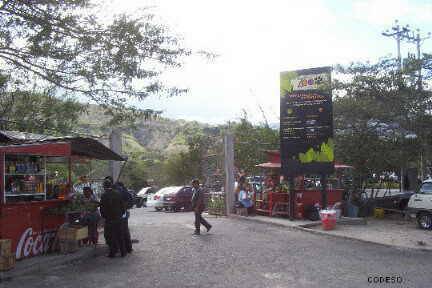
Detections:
37,137,125,161
0,131,125,161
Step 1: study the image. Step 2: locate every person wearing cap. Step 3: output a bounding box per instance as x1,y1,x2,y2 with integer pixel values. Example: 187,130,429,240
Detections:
100,178,127,257
191,179,212,235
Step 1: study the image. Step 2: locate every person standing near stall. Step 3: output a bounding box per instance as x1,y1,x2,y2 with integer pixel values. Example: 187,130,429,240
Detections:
82,187,101,245
191,179,212,235
100,179,126,257
114,181,133,253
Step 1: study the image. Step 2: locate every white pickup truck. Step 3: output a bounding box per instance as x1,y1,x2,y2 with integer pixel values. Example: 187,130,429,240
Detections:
407,180,432,229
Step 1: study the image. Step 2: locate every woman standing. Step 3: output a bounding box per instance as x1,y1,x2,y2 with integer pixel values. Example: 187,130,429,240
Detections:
82,186,101,245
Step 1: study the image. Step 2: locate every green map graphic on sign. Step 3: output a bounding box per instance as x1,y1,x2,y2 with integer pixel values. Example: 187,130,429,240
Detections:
298,138,334,164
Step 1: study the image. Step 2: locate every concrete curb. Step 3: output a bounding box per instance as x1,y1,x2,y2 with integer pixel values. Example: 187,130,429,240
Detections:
229,214,432,253
0,245,106,281
229,214,301,230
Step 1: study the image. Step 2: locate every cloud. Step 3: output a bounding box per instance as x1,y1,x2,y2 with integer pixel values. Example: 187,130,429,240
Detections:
106,0,431,125
352,0,432,26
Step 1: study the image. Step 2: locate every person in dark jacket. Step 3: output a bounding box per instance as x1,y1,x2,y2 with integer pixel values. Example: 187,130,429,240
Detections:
191,179,212,235
114,181,133,253
100,178,126,257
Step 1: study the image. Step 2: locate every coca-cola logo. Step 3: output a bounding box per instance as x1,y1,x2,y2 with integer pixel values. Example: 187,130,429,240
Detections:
16,228,57,259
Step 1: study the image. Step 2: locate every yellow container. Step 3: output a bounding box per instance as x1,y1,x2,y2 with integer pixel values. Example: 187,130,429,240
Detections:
374,208,385,219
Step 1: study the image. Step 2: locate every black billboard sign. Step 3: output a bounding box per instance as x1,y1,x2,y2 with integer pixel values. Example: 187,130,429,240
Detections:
280,66,334,176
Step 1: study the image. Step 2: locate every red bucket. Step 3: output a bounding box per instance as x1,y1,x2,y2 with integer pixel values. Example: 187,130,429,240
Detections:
319,210,337,230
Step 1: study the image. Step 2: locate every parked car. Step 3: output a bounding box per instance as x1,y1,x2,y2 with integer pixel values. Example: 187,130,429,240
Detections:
128,189,137,208
407,180,432,229
147,186,181,211
163,186,194,211
135,186,156,208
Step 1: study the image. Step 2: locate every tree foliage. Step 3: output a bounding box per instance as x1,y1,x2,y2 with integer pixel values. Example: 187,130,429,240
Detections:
232,112,279,175
0,75,85,134
163,132,207,185
0,0,191,119
333,56,432,178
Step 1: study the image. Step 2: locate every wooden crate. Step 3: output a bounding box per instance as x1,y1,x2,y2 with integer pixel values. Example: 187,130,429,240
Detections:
73,226,88,240
57,226,88,241
0,239,12,257
0,255,16,271
59,240,78,254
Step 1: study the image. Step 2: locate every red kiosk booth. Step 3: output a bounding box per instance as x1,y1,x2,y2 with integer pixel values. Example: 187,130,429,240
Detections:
255,150,352,219
0,134,124,260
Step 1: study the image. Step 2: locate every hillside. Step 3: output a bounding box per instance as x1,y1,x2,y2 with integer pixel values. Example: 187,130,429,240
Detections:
77,105,218,156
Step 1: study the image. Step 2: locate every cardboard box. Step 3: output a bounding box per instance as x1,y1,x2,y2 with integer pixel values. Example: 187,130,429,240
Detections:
0,239,12,257
59,240,78,254
57,226,88,241
0,255,16,271
57,227,75,240
72,226,88,240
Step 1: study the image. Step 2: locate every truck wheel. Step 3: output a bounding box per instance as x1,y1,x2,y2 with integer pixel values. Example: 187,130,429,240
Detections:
155,207,163,211
417,213,432,230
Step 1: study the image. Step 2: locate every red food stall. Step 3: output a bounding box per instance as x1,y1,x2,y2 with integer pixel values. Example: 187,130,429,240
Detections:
255,150,352,219
0,134,124,260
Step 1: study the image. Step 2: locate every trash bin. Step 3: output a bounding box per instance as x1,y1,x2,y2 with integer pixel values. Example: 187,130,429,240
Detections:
319,209,337,230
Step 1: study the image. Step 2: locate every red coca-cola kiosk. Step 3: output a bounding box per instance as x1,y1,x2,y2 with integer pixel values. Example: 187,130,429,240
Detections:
255,150,352,219
0,134,124,260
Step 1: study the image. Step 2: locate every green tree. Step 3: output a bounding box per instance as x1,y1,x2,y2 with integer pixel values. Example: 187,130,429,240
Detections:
231,112,279,175
333,56,432,180
0,76,85,134
162,131,207,185
0,0,192,120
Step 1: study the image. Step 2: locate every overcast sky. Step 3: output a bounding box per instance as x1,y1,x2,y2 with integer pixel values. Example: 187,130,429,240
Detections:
107,0,432,125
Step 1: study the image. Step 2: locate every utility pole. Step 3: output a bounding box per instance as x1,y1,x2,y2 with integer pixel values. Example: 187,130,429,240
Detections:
383,21,431,185
382,20,431,85
109,128,122,182
224,133,235,215
400,28,431,90
382,20,409,70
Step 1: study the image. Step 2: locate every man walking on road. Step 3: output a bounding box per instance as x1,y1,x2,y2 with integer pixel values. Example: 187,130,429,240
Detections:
191,179,212,235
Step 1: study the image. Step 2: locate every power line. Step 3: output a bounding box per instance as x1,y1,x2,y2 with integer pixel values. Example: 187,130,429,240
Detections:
382,20,431,88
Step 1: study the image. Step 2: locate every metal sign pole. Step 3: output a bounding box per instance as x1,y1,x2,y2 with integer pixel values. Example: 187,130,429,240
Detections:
289,176,295,220
224,134,235,215
321,174,328,209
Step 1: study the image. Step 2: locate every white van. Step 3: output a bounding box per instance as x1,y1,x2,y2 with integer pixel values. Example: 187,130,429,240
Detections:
407,180,432,229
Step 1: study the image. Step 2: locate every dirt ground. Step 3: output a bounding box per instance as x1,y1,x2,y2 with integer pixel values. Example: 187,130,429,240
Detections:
310,213,432,250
